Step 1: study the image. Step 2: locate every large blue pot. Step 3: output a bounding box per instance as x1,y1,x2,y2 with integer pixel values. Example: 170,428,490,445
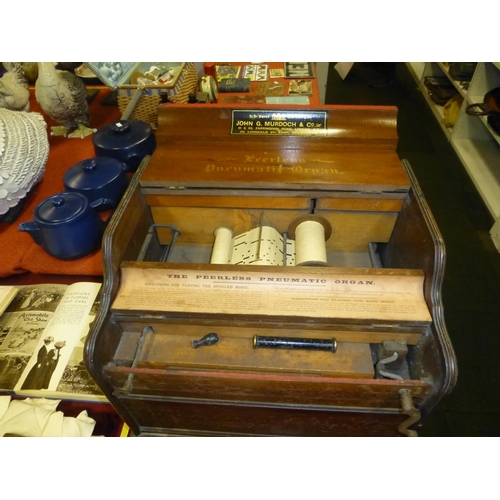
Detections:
92,120,156,173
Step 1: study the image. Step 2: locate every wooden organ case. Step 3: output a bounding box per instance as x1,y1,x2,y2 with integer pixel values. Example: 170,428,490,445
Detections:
86,105,457,436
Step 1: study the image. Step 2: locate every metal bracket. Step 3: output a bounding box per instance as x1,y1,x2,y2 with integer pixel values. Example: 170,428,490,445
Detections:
398,389,421,437
376,340,409,380
137,223,181,263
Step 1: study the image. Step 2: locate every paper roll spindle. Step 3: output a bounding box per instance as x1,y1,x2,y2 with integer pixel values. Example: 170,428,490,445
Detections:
210,226,234,264
288,216,332,266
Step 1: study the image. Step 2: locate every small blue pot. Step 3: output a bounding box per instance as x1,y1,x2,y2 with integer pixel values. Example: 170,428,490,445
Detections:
18,192,109,260
63,156,129,210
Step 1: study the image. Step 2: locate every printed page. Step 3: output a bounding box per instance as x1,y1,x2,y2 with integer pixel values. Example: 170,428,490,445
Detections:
14,282,101,394
53,293,105,400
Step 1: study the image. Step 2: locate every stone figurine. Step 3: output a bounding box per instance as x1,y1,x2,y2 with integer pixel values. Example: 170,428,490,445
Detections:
35,62,96,139
0,62,30,112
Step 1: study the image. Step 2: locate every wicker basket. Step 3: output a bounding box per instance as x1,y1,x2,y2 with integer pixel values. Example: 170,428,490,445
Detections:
116,63,199,124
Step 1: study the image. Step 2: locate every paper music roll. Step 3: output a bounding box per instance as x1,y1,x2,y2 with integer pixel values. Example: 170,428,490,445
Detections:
210,226,234,264
289,216,332,266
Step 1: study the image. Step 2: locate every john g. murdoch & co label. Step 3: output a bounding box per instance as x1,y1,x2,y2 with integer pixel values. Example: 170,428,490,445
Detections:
231,110,327,136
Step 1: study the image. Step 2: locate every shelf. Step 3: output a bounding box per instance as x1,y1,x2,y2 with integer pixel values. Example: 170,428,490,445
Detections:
406,63,425,81
437,63,469,98
468,62,500,104
451,137,500,219
413,63,500,226
419,82,452,139
479,115,500,147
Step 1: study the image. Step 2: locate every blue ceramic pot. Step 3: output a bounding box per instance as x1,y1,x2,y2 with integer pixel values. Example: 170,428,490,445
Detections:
63,157,129,210
18,192,108,260
92,120,156,173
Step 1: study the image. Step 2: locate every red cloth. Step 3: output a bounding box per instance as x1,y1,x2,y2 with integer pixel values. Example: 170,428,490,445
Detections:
0,87,121,277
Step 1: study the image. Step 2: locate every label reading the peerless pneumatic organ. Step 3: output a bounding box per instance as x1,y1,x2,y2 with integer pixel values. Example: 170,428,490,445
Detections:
231,110,327,136
113,267,432,323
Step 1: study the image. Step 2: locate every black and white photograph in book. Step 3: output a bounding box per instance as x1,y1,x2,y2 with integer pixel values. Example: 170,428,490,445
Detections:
0,284,67,390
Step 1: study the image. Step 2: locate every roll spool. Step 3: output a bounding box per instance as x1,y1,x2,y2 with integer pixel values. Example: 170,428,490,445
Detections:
210,226,234,264
288,216,332,266
199,75,218,103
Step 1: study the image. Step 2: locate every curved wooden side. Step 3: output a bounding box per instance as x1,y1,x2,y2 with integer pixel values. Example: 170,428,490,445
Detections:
84,157,154,433
378,159,458,420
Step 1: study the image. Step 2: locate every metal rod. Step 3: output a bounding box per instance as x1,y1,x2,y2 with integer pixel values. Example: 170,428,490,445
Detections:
368,242,383,268
113,325,153,396
121,87,146,120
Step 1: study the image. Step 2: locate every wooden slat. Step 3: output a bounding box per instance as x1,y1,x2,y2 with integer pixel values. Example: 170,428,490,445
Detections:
145,195,311,209
105,364,430,409
315,198,404,212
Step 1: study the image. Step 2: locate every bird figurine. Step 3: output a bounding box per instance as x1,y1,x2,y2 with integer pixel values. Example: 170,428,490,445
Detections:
0,62,31,112
35,62,96,139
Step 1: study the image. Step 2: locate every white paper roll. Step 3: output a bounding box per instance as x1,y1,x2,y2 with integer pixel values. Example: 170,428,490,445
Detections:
210,226,234,264
295,220,328,266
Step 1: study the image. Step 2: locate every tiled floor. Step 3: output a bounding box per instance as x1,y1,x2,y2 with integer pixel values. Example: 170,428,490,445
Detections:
325,63,500,436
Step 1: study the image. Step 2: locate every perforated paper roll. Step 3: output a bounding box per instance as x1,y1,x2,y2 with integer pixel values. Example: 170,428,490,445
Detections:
210,226,234,264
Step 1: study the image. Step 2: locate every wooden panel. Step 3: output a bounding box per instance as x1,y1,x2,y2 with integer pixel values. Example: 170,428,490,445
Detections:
132,333,374,378
113,397,410,436
142,147,409,193
155,105,399,144
140,105,409,194
151,206,308,246
105,364,429,409
318,212,398,251
315,198,404,212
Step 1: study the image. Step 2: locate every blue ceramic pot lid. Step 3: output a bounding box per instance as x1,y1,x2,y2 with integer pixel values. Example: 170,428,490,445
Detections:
64,157,123,190
35,192,88,225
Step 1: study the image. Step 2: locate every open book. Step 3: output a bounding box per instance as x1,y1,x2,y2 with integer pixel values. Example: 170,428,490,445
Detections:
0,282,106,402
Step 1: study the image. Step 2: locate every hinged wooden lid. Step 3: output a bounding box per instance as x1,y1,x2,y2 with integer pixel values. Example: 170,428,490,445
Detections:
142,105,410,194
